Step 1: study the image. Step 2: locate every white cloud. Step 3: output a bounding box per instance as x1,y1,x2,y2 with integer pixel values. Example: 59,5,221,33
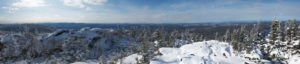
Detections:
83,0,107,5
13,0,46,8
2,6,19,13
63,0,107,9
2,0,46,13
63,0,85,8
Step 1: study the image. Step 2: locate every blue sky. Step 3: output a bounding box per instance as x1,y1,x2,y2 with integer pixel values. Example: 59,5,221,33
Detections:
0,0,300,23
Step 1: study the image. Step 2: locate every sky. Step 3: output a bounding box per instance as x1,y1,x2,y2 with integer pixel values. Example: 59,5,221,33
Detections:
0,0,300,23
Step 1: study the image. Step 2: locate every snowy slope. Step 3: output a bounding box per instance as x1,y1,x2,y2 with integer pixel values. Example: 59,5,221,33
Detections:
150,40,254,64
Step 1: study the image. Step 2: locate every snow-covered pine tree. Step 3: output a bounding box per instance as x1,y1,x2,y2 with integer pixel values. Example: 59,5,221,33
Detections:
151,25,165,47
231,29,239,51
250,25,257,47
284,19,297,47
140,29,156,64
167,30,179,47
296,20,300,40
278,21,284,43
284,20,291,42
151,28,159,42
293,24,300,54
172,30,181,47
291,19,297,41
250,22,262,43
159,25,166,47
191,32,198,42
183,29,193,44
180,31,185,44
230,25,249,52
267,17,285,62
239,25,247,52
199,34,204,41
223,29,230,42
268,17,280,45
248,21,264,53
215,32,218,41
187,31,194,44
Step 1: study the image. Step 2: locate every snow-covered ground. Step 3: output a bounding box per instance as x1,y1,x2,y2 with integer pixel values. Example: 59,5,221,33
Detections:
150,40,254,64
70,40,299,64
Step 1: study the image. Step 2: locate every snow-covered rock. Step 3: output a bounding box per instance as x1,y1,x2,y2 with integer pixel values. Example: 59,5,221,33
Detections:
288,54,300,64
150,40,254,64
119,54,142,64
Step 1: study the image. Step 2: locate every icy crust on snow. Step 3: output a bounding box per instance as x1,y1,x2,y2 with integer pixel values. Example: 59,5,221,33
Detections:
150,40,254,64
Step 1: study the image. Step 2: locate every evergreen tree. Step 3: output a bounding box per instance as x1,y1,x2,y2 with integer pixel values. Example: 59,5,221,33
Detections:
159,25,166,46
151,29,159,42
268,17,280,45
191,33,199,42
199,34,204,41
267,17,285,61
140,27,155,64
168,30,179,47
291,19,297,41
278,21,284,42
285,19,297,45
151,25,165,47
230,25,248,52
182,30,190,44
250,21,262,43
249,21,264,52
215,32,218,40
224,29,231,42
294,25,300,52
231,29,239,51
